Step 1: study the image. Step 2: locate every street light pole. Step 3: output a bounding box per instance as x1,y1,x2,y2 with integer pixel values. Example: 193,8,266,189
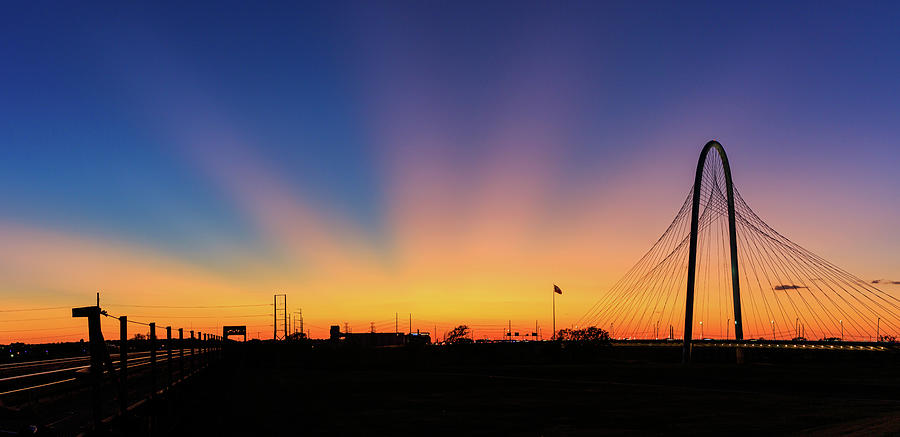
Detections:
840,319,843,341
770,320,776,340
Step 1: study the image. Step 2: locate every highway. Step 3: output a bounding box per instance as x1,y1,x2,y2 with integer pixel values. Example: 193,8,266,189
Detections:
610,338,897,351
0,348,207,434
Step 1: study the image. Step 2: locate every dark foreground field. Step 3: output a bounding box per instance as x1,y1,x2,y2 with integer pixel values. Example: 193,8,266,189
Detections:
172,343,900,436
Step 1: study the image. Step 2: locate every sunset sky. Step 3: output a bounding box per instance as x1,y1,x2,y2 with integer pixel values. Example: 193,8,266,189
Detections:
1,2,899,342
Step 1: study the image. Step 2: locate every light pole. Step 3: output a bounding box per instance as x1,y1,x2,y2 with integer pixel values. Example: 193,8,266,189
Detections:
877,317,880,342
770,320,776,340
699,321,703,339
726,318,730,340
840,319,843,341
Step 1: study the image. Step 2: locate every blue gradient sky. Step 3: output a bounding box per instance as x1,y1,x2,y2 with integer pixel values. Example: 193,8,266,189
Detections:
1,2,898,340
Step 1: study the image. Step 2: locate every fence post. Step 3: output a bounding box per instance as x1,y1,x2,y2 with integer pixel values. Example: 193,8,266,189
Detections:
150,323,156,397
179,328,184,382
190,330,195,375
120,316,127,418
166,326,173,390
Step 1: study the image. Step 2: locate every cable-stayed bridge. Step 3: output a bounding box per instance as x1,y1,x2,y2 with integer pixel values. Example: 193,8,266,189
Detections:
576,141,899,362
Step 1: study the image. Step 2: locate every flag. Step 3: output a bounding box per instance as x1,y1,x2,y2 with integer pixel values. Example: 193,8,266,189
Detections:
553,284,563,295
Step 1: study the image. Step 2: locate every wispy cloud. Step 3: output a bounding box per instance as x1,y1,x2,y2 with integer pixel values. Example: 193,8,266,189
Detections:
871,279,900,285
774,284,808,290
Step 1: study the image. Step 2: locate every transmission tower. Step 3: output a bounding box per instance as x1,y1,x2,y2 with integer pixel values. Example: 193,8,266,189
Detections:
274,294,287,340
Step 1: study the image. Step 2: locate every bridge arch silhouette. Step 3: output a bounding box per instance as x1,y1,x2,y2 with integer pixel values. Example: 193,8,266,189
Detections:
577,140,900,361
683,141,742,362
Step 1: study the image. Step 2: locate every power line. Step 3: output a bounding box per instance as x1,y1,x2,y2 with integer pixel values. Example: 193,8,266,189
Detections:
123,314,271,319
104,303,272,309
0,306,73,313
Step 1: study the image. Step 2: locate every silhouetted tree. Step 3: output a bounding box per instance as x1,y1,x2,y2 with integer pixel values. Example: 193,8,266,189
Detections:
445,325,470,344
287,332,307,341
132,333,146,341
556,326,610,342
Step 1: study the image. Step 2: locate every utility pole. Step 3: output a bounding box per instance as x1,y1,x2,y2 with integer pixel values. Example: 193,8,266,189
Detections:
409,313,412,334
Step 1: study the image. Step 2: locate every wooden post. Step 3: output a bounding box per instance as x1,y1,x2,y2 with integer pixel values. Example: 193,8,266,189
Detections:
120,316,127,418
179,328,184,382
190,330,195,374
150,323,156,397
72,306,103,430
167,327,173,390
